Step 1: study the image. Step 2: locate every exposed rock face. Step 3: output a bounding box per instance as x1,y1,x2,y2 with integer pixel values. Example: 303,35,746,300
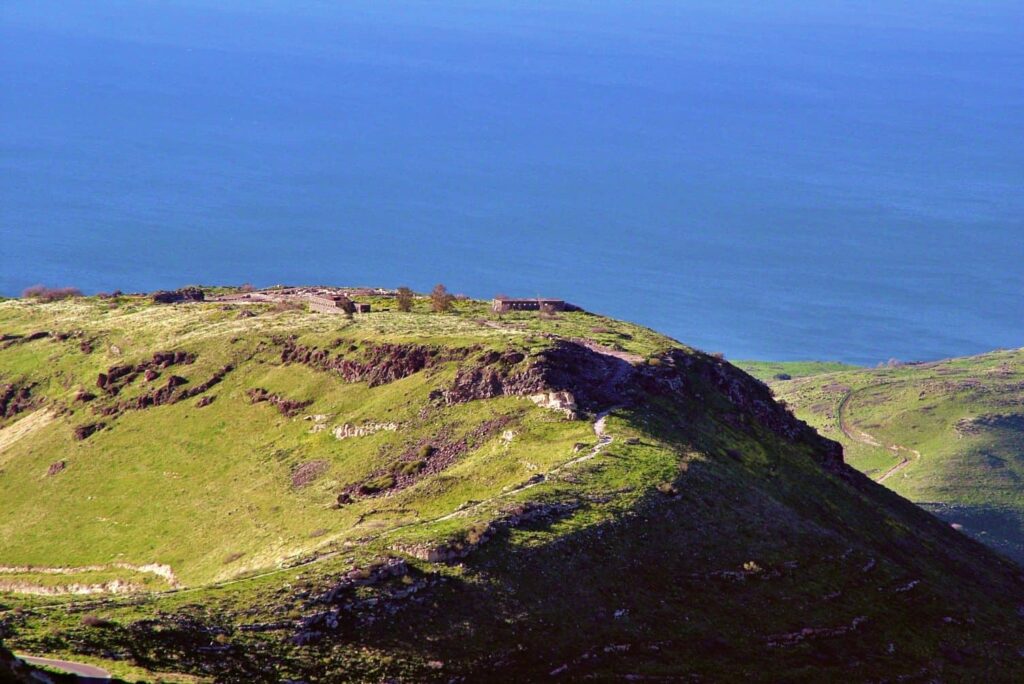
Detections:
176,364,233,402
247,388,312,417
291,558,415,644
152,287,205,304
441,343,629,412
46,460,66,476
280,339,470,387
441,341,844,474
97,351,196,396
73,422,105,440
0,383,34,418
529,391,578,419
96,366,232,413
111,376,187,412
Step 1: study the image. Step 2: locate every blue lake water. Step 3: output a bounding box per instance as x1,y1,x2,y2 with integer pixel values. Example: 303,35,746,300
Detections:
1,1,1022,365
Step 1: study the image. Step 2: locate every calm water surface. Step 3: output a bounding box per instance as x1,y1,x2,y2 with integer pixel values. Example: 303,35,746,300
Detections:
2,1,1022,364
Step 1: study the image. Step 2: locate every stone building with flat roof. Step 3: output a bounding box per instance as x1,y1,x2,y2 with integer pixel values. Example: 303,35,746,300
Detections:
491,297,571,314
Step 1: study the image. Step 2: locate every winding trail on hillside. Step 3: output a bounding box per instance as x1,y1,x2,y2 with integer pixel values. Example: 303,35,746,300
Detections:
837,386,920,483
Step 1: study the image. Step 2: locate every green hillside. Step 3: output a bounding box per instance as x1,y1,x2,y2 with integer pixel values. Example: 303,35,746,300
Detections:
740,351,1024,563
1,292,1023,682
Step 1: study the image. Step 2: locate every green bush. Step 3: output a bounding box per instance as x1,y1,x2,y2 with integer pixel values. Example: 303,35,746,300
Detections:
395,460,426,476
359,475,396,494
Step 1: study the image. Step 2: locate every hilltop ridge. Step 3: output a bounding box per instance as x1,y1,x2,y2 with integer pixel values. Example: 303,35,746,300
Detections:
1,288,1022,681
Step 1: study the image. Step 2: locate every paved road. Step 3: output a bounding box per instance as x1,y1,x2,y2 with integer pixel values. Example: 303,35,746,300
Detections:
18,655,111,681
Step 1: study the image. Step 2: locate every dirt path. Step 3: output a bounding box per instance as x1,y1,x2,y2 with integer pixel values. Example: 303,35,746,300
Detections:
875,445,921,483
0,409,56,465
836,390,882,447
837,387,920,483
18,655,111,681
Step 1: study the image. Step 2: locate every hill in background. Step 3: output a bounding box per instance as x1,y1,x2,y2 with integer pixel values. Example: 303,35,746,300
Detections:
741,351,1024,563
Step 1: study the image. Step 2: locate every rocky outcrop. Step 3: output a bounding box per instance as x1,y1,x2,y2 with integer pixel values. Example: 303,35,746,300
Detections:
766,615,868,648
0,383,34,418
247,388,311,417
291,558,420,645
0,577,142,596
529,391,578,419
331,422,399,439
176,364,233,401
152,287,205,304
73,422,105,440
280,338,471,387
0,562,179,589
96,351,196,396
440,343,630,413
440,341,844,474
93,361,231,417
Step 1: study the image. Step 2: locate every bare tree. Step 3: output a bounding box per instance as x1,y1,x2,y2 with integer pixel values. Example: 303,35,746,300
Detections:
22,285,83,302
431,283,454,313
396,286,414,312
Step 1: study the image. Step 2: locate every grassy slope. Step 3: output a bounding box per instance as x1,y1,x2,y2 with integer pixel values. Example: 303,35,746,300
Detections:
740,352,1024,562
1,296,1022,681
0,296,669,588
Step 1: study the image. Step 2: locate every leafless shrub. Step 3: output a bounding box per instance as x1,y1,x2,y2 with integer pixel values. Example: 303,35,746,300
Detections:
396,286,414,312
22,285,83,302
431,284,455,313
